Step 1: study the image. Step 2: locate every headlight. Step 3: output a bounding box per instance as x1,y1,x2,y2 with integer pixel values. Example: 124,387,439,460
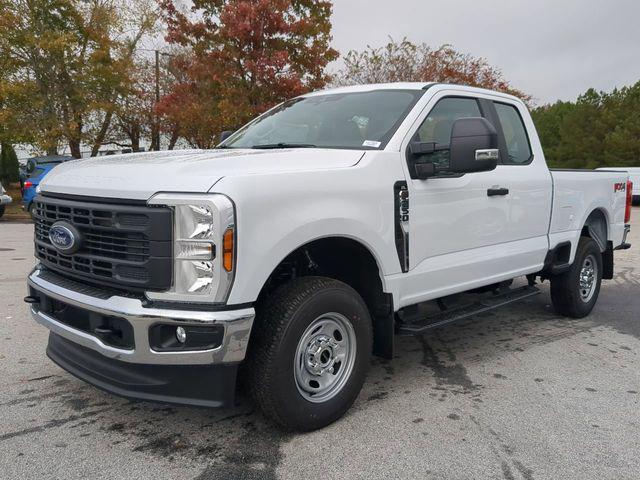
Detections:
146,193,235,303
35,184,42,194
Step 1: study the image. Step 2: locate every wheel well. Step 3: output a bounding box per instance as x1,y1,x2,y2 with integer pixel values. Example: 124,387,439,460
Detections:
257,237,394,359
581,209,608,252
539,209,611,280
582,209,614,279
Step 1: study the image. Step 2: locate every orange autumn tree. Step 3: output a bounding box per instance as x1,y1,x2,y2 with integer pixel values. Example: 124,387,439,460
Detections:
336,39,531,103
158,0,338,148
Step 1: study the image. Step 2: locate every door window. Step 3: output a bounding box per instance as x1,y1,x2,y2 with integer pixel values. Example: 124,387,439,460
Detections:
411,97,482,170
494,102,532,165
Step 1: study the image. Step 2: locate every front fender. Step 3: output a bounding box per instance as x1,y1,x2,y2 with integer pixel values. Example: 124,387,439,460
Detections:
212,158,406,305
228,217,395,305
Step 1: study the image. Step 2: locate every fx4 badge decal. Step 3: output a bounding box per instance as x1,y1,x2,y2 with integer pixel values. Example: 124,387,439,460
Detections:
614,182,626,192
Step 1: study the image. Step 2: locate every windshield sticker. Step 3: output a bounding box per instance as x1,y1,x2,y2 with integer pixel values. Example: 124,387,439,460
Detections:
362,140,381,148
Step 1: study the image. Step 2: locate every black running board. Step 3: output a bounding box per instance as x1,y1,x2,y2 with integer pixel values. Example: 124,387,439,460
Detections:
397,285,540,335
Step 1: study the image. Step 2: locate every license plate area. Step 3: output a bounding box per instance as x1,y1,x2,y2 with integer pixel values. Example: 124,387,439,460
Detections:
29,286,135,350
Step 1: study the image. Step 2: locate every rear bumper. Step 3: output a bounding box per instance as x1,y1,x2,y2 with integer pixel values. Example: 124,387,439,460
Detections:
0,193,11,206
615,224,631,250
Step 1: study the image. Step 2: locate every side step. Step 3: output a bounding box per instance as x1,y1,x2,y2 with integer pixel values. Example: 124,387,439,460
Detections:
397,285,540,335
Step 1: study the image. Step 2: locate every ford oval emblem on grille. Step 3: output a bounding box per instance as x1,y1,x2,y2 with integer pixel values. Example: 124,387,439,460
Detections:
49,221,81,255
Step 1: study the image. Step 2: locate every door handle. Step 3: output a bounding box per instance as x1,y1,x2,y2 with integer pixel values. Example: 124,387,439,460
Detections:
487,187,509,197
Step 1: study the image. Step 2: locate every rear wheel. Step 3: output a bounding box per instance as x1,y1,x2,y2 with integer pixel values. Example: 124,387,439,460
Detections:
246,277,372,431
0,206,5,218
550,237,602,318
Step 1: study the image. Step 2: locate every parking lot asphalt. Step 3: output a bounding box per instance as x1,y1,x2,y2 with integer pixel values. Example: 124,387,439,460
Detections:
1,213,639,480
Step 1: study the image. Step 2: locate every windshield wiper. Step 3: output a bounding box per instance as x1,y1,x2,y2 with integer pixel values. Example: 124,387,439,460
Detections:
251,142,317,149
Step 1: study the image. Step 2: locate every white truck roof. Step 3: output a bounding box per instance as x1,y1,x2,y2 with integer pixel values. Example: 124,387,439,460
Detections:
302,82,524,105
303,82,434,97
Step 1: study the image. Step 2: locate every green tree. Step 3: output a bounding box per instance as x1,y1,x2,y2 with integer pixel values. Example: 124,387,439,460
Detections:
531,101,575,167
0,0,158,157
0,143,20,184
601,82,640,167
0,25,36,152
532,81,640,169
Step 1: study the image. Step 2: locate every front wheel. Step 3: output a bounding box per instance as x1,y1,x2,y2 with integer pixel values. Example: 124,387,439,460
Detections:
550,236,603,318
246,277,372,431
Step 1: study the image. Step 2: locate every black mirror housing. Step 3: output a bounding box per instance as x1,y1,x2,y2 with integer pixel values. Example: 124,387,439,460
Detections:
414,162,436,179
409,142,436,155
449,117,499,174
408,142,444,179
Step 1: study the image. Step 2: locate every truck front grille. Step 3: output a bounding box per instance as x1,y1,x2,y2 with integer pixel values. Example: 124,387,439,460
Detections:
33,194,172,292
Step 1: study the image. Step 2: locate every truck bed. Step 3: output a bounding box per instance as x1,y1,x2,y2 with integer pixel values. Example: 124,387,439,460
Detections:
596,167,640,203
549,169,629,252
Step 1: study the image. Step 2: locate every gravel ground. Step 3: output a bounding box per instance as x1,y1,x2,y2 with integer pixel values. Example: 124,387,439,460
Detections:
1,213,639,480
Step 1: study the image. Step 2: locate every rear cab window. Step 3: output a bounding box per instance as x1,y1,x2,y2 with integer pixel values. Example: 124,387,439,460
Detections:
493,102,533,165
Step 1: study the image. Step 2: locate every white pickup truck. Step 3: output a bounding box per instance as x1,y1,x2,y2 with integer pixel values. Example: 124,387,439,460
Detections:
27,83,632,431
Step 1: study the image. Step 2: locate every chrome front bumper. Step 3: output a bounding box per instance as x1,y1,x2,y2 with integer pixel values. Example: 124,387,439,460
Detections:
27,268,255,366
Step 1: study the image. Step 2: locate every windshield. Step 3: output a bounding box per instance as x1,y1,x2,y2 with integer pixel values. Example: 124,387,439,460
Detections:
220,89,424,150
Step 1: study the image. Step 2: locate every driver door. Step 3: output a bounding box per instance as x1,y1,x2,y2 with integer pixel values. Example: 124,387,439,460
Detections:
399,94,516,305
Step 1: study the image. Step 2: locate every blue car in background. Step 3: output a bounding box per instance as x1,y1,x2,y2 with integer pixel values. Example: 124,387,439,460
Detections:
22,155,73,215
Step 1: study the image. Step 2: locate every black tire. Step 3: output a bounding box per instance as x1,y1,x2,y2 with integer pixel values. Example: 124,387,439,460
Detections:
245,276,372,431
27,202,34,218
550,236,603,318
0,206,5,218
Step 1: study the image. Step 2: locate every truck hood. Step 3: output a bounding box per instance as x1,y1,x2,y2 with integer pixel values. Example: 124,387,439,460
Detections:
40,149,364,200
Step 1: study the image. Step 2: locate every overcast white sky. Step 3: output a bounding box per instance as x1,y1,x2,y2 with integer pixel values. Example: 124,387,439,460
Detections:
330,0,640,105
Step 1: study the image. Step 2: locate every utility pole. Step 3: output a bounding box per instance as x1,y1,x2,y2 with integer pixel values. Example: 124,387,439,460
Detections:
152,49,161,151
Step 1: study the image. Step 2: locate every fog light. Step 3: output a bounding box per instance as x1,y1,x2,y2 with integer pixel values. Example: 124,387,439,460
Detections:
176,326,187,344
149,324,224,351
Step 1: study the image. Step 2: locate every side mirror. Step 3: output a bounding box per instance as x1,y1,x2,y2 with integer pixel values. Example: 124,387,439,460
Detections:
449,117,499,174
219,130,233,143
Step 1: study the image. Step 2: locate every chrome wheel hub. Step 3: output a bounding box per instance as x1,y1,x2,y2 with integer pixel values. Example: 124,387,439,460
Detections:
579,254,598,302
294,312,356,403
305,335,339,376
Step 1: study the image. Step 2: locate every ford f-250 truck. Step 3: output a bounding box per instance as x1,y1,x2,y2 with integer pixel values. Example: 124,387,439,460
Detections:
26,83,633,431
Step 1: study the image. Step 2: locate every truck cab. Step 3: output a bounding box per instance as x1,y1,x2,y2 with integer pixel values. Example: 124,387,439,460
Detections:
27,83,632,431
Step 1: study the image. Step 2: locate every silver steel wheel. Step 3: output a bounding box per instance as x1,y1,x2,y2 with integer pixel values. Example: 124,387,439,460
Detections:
294,312,357,403
579,254,598,302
